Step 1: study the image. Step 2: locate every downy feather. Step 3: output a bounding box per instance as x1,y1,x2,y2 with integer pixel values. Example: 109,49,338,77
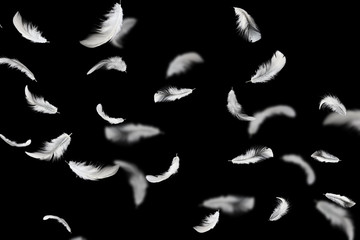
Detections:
193,210,220,233
201,195,255,215
227,88,255,121
87,56,127,75
43,215,71,233
111,18,137,48
25,133,71,160
319,95,346,116
13,11,49,43
323,109,360,133
233,7,261,42
80,3,123,48
68,160,122,181
311,150,340,163
0,133,31,147
269,197,289,221
96,103,125,124
324,193,356,208
146,154,180,183
229,147,273,164
0,57,36,81
166,52,204,78
25,85,58,114
281,154,315,185
248,50,286,83
154,86,195,102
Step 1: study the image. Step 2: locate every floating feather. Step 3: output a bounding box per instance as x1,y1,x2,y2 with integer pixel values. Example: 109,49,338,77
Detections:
319,95,346,115
193,210,220,233
111,18,137,48
96,103,125,124
0,134,31,147
281,154,315,185
233,7,261,42
0,57,36,81
324,193,356,208
13,11,49,43
146,154,180,183
269,197,289,221
87,56,127,75
43,215,71,233
311,150,340,163
154,86,195,103
166,52,204,78
25,85,58,114
323,109,360,134
68,160,121,180
201,195,255,215
229,147,273,164
227,88,255,121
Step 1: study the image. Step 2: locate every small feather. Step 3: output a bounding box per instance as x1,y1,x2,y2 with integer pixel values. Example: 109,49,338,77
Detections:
233,7,261,42
154,86,195,102
25,85,58,114
281,154,316,185
111,18,137,48
166,52,204,78
269,197,289,221
0,134,31,147
324,193,356,208
13,11,49,43
87,56,127,75
229,147,273,164
227,88,255,121
43,215,71,233
68,160,121,181
319,95,346,115
201,195,255,215
0,57,36,81
146,154,180,183
96,103,125,124
193,210,220,233
311,150,340,163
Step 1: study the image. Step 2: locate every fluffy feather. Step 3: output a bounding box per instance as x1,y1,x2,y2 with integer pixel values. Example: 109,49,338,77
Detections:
96,103,125,124
111,18,137,48
87,56,127,75
229,147,273,164
201,195,255,215
43,215,71,233
319,95,346,115
154,86,195,102
323,109,360,133
281,154,315,185
13,11,49,43
166,52,204,78
146,154,180,183
311,150,340,163
25,85,58,114
0,57,36,81
227,88,255,121
68,160,121,181
248,105,296,137
316,200,354,240
233,7,261,42
0,133,31,147
325,193,356,208
193,210,220,233
269,197,289,221
80,3,123,48
25,133,71,160
248,51,286,83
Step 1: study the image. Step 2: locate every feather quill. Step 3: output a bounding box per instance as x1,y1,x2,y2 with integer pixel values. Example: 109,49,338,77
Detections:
281,154,315,185
311,150,340,163
166,52,204,78
0,57,36,81
80,3,123,48
111,18,137,48
25,133,71,161
248,51,286,83
269,197,289,221
319,95,346,115
229,147,273,164
13,11,49,43
201,195,255,215
0,134,31,147
154,86,195,102
43,215,71,233
233,7,261,42
227,88,255,121
323,109,360,133
193,210,220,233
96,103,124,124
87,56,127,75
25,85,58,114
146,154,180,183
324,193,356,208
68,160,121,180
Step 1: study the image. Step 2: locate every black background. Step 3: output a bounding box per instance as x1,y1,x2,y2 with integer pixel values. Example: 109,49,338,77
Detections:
0,0,359,239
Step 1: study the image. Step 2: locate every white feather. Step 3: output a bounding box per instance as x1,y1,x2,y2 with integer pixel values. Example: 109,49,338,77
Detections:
269,197,289,221
154,86,195,103
146,154,180,183
248,50,286,83
233,7,261,42
25,85,58,114
80,3,123,48
201,195,255,215
281,154,315,185
43,215,71,233
96,103,125,124
316,200,354,240
111,18,137,48
311,150,340,163
0,57,36,81
68,160,121,181
319,95,346,116
227,88,255,121
105,123,162,145
166,52,204,78
25,133,71,161
323,109,360,133
324,193,356,208
87,56,127,75
230,147,273,164
248,105,296,137
13,11,49,43
0,134,31,147
193,210,220,233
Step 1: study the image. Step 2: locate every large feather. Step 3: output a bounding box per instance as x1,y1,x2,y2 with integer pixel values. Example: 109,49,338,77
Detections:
281,154,315,185
323,109,360,133
316,200,354,240
146,154,180,183
13,11,49,43
154,86,195,102
0,133,31,147
233,7,261,42
25,85,58,114
68,160,121,181
248,105,296,137
200,195,255,215
96,103,125,124
80,3,123,48
248,51,286,83
324,193,356,208
193,210,220,233
0,57,36,81
87,56,127,75
43,215,71,233
319,95,346,116
111,18,137,48
25,133,71,161
229,147,273,164
311,150,340,163
166,52,204,78
227,88,255,121
269,197,289,221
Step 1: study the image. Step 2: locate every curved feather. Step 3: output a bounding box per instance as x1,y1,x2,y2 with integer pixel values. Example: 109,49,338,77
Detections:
319,95,346,115
311,150,340,163
166,52,204,78
25,85,58,114
269,197,289,221
43,215,71,233
281,154,315,185
87,56,127,75
111,18,137,48
80,3,123,48
233,7,261,42
154,86,195,102
146,154,180,183
201,195,255,215
0,133,31,147
13,11,49,43
227,88,255,121
96,103,125,124
25,133,71,161
0,57,36,81
68,160,121,181
248,51,286,83
229,147,273,164
323,109,360,133
325,193,356,208
193,210,220,233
